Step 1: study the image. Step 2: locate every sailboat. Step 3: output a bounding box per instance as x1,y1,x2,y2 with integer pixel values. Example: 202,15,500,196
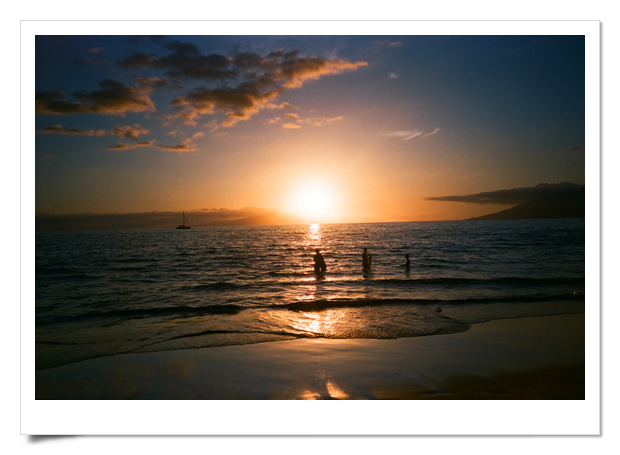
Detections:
175,211,191,229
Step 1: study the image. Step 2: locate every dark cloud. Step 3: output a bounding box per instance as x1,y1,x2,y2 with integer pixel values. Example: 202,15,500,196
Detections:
35,91,92,115
171,77,281,127
36,79,155,116
39,124,106,136
157,139,196,153
162,45,367,128
135,76,181,91
38,40,367,130
119,40,235,80
109,124,149,139
38,123,149,140
427,182,584,205
106,141,154,150
72,79,155,114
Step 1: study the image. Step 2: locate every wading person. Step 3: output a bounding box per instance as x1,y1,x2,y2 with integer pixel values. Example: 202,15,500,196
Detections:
313,248,326,275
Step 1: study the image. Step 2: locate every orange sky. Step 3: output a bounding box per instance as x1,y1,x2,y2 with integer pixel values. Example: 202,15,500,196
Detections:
35,34,586,225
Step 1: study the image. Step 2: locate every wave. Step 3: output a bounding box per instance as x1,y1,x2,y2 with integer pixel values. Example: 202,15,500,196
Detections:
181,281,244,292
280,292,584,312
177,275,585,292
41,303,245,325
267,271,307,278
343,276,585,286
38,288,585,326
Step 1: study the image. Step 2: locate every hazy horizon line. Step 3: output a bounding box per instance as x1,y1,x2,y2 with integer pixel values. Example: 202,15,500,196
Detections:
35,208,471,232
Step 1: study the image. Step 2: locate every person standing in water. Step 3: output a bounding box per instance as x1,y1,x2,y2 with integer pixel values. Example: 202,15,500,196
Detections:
313,248,326,274
362,248,372,270
404,254,411,268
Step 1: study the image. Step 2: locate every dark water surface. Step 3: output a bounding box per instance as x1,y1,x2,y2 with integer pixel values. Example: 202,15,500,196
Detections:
35,219,585,369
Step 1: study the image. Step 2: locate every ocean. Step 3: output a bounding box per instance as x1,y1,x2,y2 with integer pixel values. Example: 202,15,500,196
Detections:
35,219,585,370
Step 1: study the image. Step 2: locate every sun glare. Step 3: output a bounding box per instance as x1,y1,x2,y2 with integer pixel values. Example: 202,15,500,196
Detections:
289,182,339,222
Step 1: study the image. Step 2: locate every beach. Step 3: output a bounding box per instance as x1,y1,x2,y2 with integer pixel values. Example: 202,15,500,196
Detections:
36,312,584,400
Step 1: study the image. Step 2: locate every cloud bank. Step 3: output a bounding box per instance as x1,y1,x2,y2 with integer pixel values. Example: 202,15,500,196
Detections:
427,182,584,205
36,38,369,152
121,43,367,128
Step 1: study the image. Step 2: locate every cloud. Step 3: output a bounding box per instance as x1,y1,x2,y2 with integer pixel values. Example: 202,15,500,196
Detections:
106,141,155,150
386,130,423,141
171,78,282,127
35,79,156,116
38,41,367,130
304,115,344,127
389,72,398,79
386,127,440,141
269,114,344,129
39,123,149,140
423,127,440,138
110,124,149,139
135,76,181,91
39,124,106,136
427,182,585,205
148,43,367,128
157,138,196,152
119,40,235,80
278,50,368,89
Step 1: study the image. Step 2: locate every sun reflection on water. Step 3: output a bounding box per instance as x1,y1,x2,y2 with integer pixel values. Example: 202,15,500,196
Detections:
304,223,322,249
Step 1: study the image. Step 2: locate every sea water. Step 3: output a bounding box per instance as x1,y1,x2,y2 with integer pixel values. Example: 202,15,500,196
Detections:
35,219,585,370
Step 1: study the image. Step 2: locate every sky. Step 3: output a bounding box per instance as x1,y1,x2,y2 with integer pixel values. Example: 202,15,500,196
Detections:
35,34,586,225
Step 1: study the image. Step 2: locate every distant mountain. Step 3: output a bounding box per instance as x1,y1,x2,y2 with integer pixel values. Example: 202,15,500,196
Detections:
467,186,585,220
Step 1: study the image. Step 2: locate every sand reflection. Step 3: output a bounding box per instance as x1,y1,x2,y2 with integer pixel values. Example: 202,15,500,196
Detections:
325,380,349,399
291,309,346,337
299,380,350,400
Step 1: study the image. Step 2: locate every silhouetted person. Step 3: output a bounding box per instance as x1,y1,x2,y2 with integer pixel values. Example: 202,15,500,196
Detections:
404,254,410,268
362,248,372,270
313,248,326,274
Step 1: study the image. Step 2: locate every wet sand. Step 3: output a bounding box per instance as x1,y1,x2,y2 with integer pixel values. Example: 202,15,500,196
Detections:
35,313,584,400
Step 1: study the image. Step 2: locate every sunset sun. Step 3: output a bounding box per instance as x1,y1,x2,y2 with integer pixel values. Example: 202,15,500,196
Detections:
289,182,339,222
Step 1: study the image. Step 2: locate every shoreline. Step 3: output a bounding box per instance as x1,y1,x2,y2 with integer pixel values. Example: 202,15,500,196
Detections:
36,312,585,400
